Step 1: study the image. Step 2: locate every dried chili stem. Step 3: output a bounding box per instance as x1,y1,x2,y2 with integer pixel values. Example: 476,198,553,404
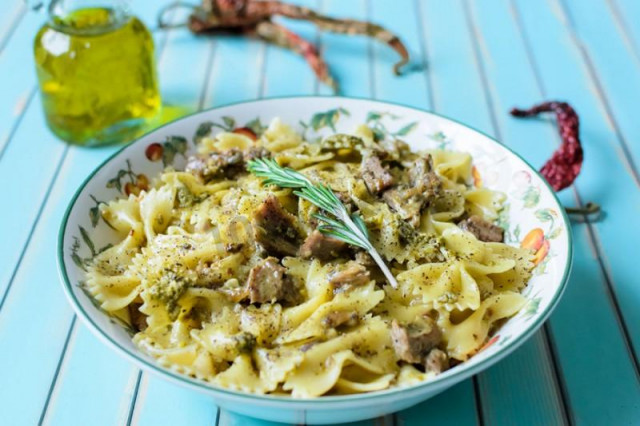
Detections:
565,202,601,218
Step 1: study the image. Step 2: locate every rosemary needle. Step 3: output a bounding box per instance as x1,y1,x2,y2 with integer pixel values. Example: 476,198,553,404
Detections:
247,158,398,288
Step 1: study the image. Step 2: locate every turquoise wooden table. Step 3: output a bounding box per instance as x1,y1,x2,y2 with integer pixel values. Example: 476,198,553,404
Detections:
2,0,640,425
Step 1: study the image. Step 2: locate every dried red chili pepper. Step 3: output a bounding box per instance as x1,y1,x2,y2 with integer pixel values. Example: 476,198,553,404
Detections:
159,0,409,92
510,101,582,191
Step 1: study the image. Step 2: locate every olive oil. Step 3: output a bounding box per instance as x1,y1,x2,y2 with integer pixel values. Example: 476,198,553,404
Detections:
34,7,160,145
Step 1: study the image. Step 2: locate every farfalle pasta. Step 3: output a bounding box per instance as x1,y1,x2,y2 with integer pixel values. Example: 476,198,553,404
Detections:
85,118,533,397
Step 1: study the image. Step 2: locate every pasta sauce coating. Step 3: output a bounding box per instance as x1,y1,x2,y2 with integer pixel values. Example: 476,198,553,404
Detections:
86,119,532,397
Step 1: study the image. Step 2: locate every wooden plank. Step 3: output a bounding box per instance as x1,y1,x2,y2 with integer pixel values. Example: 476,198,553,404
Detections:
213,2,382,424
310,2,386,424
370,0,429,108
0,101,67,304
204,36,263,107
553,0,640,362
417,1,569,424
0,144,114,426
0,1,25,53
556,0,640,175
154,31,214,113
512,0,640,423
134,10,268,426
46,23,218,426
419,0,494,134
0,10,41,157
0,0,174,300
218,410,392,426
478,333,566,425
262,0,320,97
133,376,218,426
40,326,141,426
416,1,566,424
610,0,640,62
0,0,168,159
466,0,640,423
44,51,214,426
395,381,479,426
0,2,180,425
130,38,221,426
376,1,480,424
318,0,370,97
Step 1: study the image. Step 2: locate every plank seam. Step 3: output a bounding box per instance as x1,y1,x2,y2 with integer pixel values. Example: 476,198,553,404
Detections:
199,40,217,110
472,377,485,426
0,3,27,54
0,86,37,163
414,0,435,110
154,1,180,68
366,0,376,100
542,323,575,426
606,0,640,71
128,373,149,426
461,0,503,141
461,2,510,422
582,215,640,378
0,145,69,314
517,0,640,376
553,0,640,188
258,42,268,99
551,0,640,376
126,371,143,426
33,5,183,424
507,4,577,424
366,1,397,424
214,405,221,426
37,316,78,426
463,1,573,423
122,11,221,423
0,0,176,315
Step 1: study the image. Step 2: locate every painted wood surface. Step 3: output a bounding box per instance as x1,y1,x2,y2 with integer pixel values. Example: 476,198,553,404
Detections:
0,1,638,425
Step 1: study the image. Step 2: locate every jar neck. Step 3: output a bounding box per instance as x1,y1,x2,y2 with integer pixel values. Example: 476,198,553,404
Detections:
46,0,131,34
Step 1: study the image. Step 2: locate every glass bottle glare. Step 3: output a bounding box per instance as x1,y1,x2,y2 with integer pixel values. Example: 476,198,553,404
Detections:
33,0,161,145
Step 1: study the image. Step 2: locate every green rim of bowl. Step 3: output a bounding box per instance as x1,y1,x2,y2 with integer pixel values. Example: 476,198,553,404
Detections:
57,95,573,404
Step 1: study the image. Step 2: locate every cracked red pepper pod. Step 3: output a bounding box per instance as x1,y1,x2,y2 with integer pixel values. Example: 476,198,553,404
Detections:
510,101,583,191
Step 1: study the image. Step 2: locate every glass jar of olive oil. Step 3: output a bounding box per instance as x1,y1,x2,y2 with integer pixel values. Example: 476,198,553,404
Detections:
33,0,161,146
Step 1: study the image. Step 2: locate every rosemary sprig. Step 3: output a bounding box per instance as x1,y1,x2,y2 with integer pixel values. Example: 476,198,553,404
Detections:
247,158,398,288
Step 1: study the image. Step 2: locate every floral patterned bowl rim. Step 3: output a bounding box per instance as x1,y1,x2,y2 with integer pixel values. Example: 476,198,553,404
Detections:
57,96,572,412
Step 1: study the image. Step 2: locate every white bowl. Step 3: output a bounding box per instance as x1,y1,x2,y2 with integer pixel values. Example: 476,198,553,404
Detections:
58,96,571,424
